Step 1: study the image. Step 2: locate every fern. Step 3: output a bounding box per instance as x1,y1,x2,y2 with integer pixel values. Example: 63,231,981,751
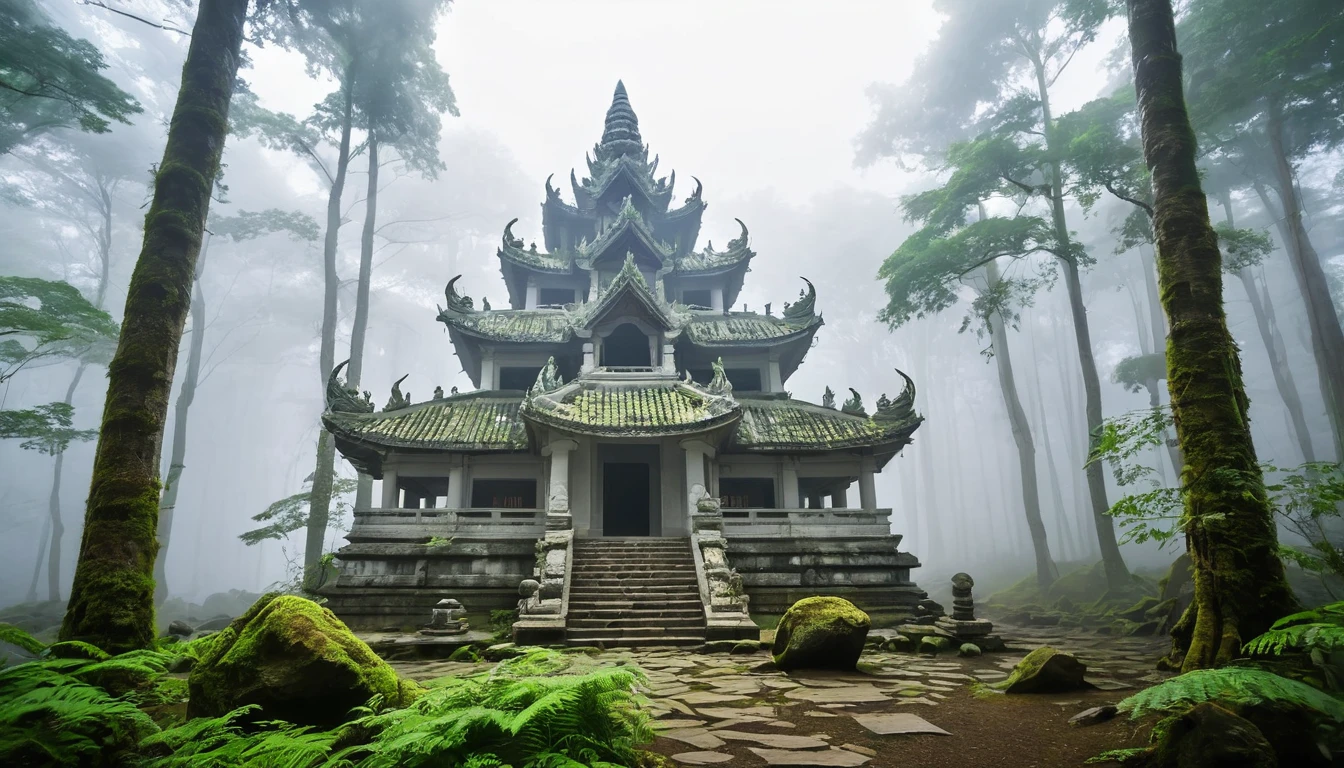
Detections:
141,706,345,768
1118,666,1344,721
0,623,46,656
0,662,158,766
1245,623,1344,656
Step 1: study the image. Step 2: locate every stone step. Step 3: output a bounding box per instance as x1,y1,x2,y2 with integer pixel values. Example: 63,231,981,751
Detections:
565,635,706,648
568,598,704,609
571,562,694,571
570,576,697,587
569,587,699,597
571,607,705,619
566,626,707,640
569,615,705,629
573,544,691,552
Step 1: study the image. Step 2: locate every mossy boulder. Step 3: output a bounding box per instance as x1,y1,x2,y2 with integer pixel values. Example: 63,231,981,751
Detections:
188,594,416,726
920,635,951,655
994,646,1089,694
959,643,982,657
771,596,870,671
1147,702,1277,768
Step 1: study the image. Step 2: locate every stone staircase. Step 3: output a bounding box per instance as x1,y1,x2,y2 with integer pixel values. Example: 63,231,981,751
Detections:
567,537,707,647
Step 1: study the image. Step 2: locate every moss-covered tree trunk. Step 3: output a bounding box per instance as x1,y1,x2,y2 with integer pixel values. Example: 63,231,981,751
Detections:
1030,57,1130,590
1126,0,1297,671
59,0,249,653
304,78,356,581
348,131,379,514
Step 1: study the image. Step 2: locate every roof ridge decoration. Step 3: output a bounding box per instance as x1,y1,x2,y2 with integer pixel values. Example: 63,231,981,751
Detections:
821,386,836,409
873,368,918,424
528,356,564,396
383,374,411,412
326,360,374,414
569,253,687,332
782,277,818,324
707,357,733,397
841,387,866,416
439,275,476,315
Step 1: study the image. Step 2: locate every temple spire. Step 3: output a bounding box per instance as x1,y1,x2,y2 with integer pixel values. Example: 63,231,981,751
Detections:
599,80,643,158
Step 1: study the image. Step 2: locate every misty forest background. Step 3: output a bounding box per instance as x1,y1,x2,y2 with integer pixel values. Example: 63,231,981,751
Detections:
1,0,1340,611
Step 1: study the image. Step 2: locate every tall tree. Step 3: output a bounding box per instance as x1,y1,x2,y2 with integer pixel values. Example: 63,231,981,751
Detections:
860,0,1131,588
1125,0,1297,670
1181,0,1344,461
0,0,141,155
60,0,250,653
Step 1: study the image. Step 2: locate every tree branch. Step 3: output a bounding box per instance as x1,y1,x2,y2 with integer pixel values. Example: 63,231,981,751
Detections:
1104,181,1155,219
80,1,191,36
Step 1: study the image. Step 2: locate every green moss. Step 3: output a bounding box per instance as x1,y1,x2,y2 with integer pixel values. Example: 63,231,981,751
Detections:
772,596,871,671
188,594,412,726
449,644,482,662
992,646,1088,694
46,640,111,660
0,624,46,656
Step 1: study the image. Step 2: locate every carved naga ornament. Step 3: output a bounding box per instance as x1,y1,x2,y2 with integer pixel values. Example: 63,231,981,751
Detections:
326,360,374,414
782,277,817,324
707,357,734,397
383,374,411,412
438,275,476,316
874,368,918,423
841,387,866,416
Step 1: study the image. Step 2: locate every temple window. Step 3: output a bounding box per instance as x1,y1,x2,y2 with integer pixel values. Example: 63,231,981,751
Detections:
396,476,449,509
470,479,538,509
499,366,543,390
681,289,712,308
601,323,653,367
538,287,575,306
719,477,776,508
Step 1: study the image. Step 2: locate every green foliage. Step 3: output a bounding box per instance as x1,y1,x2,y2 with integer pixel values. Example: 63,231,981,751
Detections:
1117,666,1344,722
1112,353,1166,393
489,610,518,643
0,276,118,383
241,477,359,545
0,0,142,155
1214,223,1274,273
212,208,321,243
0,623,46,656
0,662,158,766
1090,409,1185,547
1244,603,1344,657
0,401,98,454
140,706,343,768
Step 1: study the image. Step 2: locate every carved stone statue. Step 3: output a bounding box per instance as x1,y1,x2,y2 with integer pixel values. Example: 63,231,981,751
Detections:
548,483,569,514
433,386,444,400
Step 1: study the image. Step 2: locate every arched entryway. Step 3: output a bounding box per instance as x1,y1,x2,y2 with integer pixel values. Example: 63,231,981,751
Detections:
601,323,652,367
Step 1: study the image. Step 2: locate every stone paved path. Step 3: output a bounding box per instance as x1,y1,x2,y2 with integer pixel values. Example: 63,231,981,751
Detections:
389,623,1170,767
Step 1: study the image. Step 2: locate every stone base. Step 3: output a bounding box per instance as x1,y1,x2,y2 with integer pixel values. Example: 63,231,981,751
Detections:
512,617,566,645
419,625,468,636
727,535,928,626
705,614,760,642
936,618,994,638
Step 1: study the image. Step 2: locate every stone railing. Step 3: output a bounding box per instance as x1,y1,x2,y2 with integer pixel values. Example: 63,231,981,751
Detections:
690,505,759,641
718,508,893,537
512,511,572,645
352,507,545,537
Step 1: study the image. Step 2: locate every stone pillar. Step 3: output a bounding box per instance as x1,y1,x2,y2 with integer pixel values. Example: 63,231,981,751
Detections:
525,277,539,309
445,463,465,509
680,439,715,519
781,459,800,509
589,269,600,298
710,287,724,312
767,352,783,393
381,469,399,508
859,456,877,511
480,349,496,389
581,342,595,372
544,439,577,511
661,343,676,373
355,472,373,510
831,486,848,509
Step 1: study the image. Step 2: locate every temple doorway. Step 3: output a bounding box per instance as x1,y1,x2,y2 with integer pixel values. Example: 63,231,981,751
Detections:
598,443,659,536
601,323,652,367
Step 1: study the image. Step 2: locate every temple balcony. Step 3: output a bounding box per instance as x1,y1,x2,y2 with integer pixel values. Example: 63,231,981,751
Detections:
718,507,895,537
348,506,546,540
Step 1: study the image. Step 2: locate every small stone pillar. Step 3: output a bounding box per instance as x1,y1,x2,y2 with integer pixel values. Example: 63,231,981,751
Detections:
544,439,577,513
581,342,595,372
662,343,677,373
420,598,468,635
935,572,1002,650
710,287,724,312
858,456,877,511
525,277,539,309
445,464,465,509
831,486,848,508
381,469,399,508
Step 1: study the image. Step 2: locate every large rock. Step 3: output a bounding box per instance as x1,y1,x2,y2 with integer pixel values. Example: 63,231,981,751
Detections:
995,646,1088,693
1148,702,1277,768
771,596,871,671
188,594,416,726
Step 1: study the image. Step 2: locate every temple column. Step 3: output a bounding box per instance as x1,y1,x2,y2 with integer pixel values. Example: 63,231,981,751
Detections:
355,472,373,510
589,269,600,298
543,438,578,511
480,349,496,389
662,343,676,373
859,456,877,512
681,438,715,517
710,287,724,312
381,469,399,508
831,486,849,509
767,350,783,393
781,459,800,508
581,342,595,372
445,462,465,509
525,277,539,309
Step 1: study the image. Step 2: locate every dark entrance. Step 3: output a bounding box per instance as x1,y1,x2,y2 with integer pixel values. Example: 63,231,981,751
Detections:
602,462,651,536
601,323,651,367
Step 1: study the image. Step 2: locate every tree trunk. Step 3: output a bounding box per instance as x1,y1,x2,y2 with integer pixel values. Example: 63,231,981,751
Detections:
1139,247,1184,474
305,75,357,580
1216,191,1318,463
1127,0,1298,670
987,260,1055,585
347,132,380,513
1024,315,1079,562
26,516,50,603
1032,58,1131,590
154,238,210,604
59,0,248,653
1261,106,1344,462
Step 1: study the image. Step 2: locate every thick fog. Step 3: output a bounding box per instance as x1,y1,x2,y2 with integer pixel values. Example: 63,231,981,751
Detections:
2,0,1340,608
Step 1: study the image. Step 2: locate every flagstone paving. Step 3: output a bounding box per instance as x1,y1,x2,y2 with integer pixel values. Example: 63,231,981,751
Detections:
388,621,1172,766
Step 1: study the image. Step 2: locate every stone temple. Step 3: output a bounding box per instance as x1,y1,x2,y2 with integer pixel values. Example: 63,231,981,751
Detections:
319,81,930,645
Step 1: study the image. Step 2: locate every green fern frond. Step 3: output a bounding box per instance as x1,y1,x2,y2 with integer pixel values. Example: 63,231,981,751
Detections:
1118,667,1344,721
0,663,158,767
1269,602,1344,629
1245,623,1344,656
0,623,46,655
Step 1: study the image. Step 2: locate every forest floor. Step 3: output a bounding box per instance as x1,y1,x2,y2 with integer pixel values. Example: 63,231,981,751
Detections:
390,622,1171,768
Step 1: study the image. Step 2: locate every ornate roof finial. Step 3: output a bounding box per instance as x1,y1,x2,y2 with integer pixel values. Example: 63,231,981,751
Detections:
529,356,563,395
599,80,642,157
841,387,866,416
727,218,750,251
384,374,411,412
782,277,817,324
874,369,918,423
822,386,836,409
502,218,524,248
441,275,475,314
326,360,374,414
708,357,734,397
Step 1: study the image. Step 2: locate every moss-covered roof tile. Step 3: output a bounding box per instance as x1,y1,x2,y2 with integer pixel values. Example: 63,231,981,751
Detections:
733,396,922,451
686,312,820,344
524,380,739,436
441,310,574,343
325,394,528,451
